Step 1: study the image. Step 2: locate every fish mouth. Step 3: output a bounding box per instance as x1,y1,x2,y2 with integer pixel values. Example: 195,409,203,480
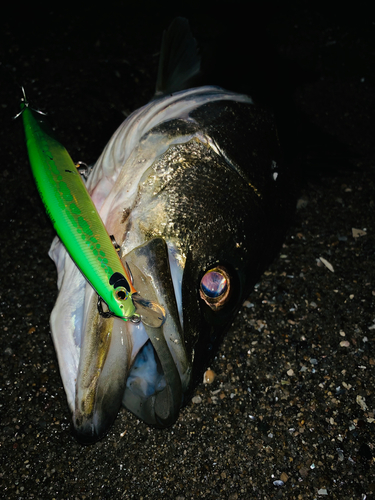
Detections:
72,238,191,443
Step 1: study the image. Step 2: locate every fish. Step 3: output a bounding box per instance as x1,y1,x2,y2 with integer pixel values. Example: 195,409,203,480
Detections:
48,17,294,443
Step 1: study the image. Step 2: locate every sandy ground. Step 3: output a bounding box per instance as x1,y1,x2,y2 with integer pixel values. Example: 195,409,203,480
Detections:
1,3,374,499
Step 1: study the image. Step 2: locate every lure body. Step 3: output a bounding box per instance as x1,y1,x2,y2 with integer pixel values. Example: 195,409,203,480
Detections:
21,101,137,320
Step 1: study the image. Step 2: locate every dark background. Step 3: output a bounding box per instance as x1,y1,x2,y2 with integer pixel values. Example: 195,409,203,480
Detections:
1,2,374,498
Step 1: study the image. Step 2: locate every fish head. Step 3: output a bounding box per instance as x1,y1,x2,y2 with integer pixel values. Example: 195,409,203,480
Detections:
125,137,267,368
107,134,273,427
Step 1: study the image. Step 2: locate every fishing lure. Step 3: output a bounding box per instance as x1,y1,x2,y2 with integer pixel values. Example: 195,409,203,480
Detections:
19,95,139,321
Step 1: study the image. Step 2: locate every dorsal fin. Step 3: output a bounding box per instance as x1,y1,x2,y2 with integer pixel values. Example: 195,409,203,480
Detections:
155,17,201,97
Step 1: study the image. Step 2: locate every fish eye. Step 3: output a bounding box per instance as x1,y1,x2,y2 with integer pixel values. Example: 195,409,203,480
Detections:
201,270,227,298
199,266,231,310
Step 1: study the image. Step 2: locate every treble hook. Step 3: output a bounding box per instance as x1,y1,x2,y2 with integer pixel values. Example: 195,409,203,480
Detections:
97,295,141,323
13,87,47,120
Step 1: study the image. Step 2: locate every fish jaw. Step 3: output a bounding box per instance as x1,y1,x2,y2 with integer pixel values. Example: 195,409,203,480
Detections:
72,290,133,443
68,237,190,443
122,237,191,427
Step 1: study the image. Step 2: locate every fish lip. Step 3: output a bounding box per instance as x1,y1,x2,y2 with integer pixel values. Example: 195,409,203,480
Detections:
71,416,107,445
72,308,134,444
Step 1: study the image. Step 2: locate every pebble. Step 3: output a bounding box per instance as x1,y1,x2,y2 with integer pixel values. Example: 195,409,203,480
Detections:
319,257,334,272
340,340,350,347
243,300,254,308
352,228,366,238
356,395,368,411
280,472,289,482
203,369,216,384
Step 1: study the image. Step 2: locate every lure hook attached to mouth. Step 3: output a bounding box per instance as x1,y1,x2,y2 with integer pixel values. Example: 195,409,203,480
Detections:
96,292,166,328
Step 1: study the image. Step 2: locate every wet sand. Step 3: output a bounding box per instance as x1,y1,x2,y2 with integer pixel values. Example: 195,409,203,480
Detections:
1,4,374,498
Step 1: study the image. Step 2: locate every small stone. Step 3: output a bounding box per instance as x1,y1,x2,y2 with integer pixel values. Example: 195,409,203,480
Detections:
296,196,308,209
287,369,294,376
352,228,366,238
299,467,309,477
340,340,350,347
243,300,254,308
318,488,328,495
280,472,289,482
203,369,216,384
356,395,368,411
192,395,202,404
319,257,334,272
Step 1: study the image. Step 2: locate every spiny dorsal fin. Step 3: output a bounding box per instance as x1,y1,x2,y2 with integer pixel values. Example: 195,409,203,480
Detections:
155,17,201,97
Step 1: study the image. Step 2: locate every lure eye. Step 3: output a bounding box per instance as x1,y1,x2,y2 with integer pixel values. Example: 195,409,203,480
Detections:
200,266,231,310
115,287,128,302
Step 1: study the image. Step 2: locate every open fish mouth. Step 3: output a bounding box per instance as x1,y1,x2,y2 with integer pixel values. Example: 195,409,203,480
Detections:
59,237,191,443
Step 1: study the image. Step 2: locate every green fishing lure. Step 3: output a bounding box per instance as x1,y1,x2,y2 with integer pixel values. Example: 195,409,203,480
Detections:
19,96,138,321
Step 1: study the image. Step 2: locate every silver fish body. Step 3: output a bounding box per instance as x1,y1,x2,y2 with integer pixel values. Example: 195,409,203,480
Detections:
49,21,293,442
